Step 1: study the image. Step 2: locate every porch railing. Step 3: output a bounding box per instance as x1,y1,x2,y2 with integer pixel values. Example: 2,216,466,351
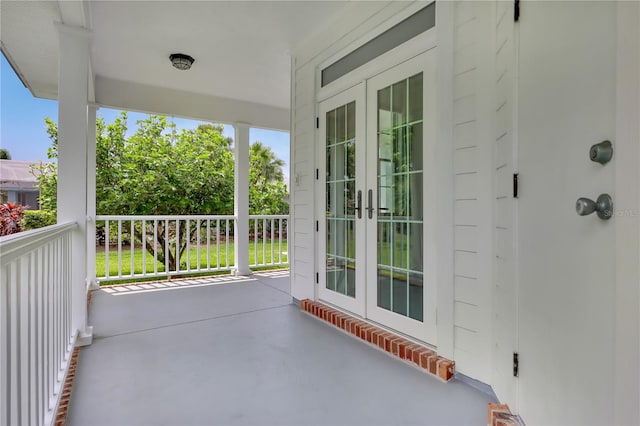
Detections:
95,215,288,282
0,222,77,426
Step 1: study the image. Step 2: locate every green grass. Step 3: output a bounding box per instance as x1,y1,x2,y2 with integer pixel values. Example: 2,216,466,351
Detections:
96,241,288,284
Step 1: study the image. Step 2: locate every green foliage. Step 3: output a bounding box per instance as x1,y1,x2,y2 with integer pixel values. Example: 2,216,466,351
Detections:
249,141,288,215
0,202,25,236
0,149,11,160
21,210,57,230
34,112,289,269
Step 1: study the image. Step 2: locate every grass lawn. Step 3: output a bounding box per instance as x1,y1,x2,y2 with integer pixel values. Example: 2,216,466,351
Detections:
96,241,288,283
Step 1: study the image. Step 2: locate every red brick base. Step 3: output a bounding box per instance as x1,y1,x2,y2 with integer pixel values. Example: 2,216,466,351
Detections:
488,403,525,426
54,347,80,426
300,299,455,381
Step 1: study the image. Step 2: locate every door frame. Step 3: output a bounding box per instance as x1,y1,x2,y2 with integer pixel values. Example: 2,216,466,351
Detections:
313,1,454,352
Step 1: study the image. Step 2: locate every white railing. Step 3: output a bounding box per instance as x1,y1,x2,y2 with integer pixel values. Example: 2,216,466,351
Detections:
249,215,288,268
0,222,77,426
95,215,288,282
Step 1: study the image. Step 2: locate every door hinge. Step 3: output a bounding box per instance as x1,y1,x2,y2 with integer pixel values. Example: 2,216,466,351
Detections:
316,117,319,129
513,173,519,198
316,272,319,284
514,0,520,21
316,168,319,180
513,352,519,377
316,220,319,232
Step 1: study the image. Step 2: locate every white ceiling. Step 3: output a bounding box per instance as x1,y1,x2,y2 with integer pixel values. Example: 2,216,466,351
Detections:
0,1,351,127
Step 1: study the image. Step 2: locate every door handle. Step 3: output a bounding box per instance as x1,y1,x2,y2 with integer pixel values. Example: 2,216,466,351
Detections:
355,190,363,219
576,194,613,220
366,189,375,219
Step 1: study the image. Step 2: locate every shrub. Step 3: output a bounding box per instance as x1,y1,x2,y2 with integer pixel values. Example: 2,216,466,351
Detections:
0,202,26,236
21,210,57,231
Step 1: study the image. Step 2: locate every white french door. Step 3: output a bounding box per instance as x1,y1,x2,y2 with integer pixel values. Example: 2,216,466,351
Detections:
364,51,437,343
318,50,437,344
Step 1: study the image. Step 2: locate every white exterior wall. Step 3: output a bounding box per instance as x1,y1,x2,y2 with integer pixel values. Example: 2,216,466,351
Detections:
491,0,517,406
450,1,494,382
289,5,639,423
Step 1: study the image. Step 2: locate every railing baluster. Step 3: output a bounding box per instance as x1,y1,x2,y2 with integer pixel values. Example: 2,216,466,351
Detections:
130,220,135,277
279,218,283,265
206,219,211,270
142,219,146,277
196,219,201,271
117,220,122,278
271,218,275,265
254,219,258,267
105,221,110,279
175,219,180,275
154,220,158,276
263,219,267,266
186,219,190,272
225,219,230,269
216,219,220,270
165,219,169,276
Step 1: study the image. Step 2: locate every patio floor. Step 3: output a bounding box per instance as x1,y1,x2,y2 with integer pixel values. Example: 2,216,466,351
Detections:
67,270,494,425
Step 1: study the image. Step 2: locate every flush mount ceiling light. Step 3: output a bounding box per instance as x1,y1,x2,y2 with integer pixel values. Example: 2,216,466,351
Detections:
169,53,195,70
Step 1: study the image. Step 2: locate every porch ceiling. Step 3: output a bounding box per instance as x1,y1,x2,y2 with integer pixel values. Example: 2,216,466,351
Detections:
0,0,349,130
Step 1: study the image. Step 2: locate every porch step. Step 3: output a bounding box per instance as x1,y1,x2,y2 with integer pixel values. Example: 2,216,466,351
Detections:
300,299,455,382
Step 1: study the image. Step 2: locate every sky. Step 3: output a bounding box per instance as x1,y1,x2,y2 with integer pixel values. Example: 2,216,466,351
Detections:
0,54,290,180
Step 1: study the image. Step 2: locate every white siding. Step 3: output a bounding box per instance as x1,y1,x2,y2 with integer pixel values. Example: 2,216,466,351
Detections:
492,0,517,407
290,61,316,301
451,1,494,382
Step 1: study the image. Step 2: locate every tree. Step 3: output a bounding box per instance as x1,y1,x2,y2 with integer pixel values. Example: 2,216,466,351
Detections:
249,141,288,215
0,149,11,159
32,113,288,271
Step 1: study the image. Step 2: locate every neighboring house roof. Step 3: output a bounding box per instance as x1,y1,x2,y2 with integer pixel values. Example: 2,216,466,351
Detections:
0,160,40,191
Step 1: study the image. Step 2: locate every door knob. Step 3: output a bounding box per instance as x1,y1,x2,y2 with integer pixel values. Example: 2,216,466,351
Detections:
575,194,613,220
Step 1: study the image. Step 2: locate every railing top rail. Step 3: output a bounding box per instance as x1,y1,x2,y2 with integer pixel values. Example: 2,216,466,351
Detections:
96,215,235,221
0,221,77,266
248,215,290,219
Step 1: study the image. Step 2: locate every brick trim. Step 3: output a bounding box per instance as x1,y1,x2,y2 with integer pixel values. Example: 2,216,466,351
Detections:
300,299,455,381
54,347,80,426
487,403,526,426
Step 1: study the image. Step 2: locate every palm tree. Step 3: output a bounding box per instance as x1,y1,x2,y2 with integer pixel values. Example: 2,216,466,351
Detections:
250,141,284,184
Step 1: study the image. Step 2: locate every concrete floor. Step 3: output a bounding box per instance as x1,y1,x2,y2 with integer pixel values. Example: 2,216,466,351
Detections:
68,270,493,425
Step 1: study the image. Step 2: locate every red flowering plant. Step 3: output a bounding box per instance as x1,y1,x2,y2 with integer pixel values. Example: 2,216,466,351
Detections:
0,202,26,236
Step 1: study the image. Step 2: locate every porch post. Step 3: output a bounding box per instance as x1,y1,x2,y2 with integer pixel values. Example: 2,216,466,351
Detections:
56,23,93,346
86,106,98,290
234,122,251,275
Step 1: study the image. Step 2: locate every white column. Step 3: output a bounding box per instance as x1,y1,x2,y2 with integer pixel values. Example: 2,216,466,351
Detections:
56,23,93,346
234,122,251,275
86,106,98,291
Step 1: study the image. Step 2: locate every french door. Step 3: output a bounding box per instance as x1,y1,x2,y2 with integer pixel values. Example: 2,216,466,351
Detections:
318,50,437,344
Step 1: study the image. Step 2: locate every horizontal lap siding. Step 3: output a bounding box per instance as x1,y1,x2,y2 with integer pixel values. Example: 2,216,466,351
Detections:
291,62,316,300
452,1,493,382
492,0,516,407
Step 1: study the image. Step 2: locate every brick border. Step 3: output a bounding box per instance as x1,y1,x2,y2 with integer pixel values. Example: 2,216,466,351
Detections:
54,347,80,426
488,403,525,426
300,299,455,381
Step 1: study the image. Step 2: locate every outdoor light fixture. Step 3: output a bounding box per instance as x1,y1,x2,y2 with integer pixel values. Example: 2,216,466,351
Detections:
169,53,194,70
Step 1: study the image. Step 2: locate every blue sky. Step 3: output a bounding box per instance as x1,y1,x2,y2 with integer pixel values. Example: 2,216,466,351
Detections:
0,54,289,179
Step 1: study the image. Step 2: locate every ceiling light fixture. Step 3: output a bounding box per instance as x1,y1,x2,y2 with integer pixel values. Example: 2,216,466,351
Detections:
169,53,195,70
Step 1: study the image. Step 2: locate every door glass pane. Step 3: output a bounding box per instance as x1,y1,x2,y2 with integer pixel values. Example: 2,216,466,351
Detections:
325,101,357,298
376,72,424,321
